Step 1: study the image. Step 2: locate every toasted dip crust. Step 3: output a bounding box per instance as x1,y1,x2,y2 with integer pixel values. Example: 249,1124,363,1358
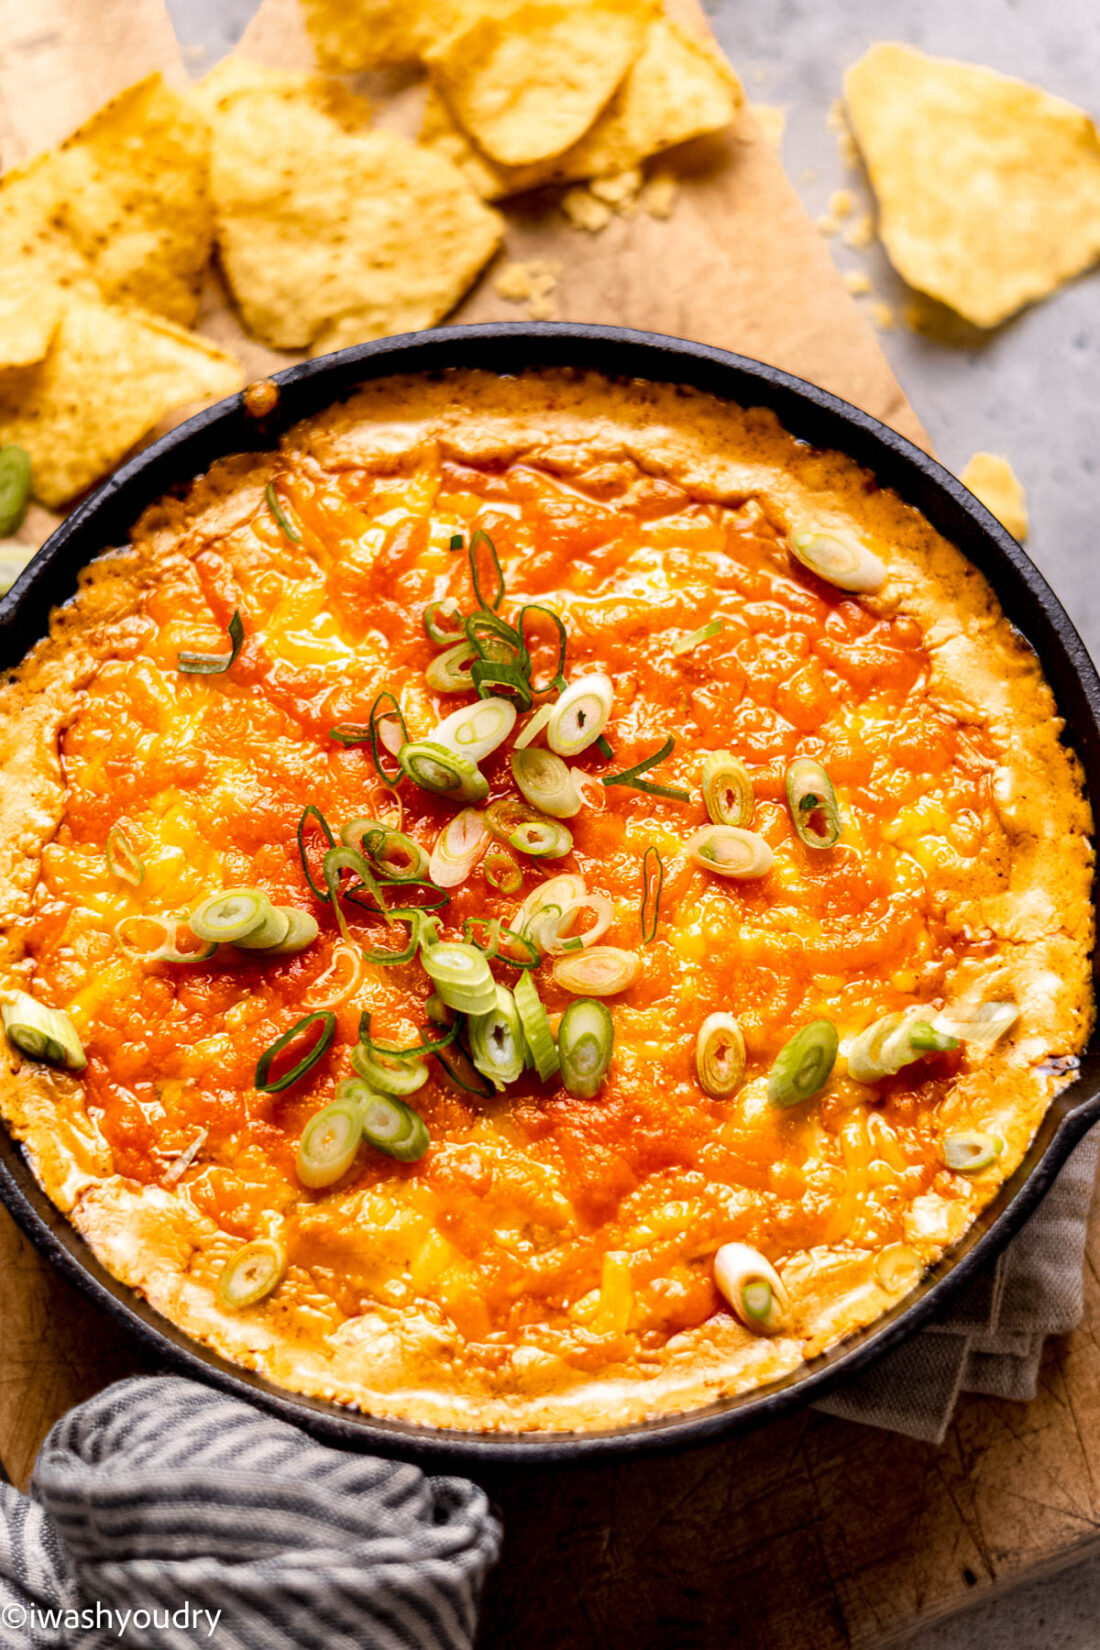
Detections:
0,371,1092,1432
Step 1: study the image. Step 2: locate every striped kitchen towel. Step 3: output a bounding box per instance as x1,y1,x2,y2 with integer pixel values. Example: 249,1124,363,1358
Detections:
0,1375,501,1649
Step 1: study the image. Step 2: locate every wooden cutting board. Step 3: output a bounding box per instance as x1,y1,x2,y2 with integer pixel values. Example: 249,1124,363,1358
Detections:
2,1,1098,1643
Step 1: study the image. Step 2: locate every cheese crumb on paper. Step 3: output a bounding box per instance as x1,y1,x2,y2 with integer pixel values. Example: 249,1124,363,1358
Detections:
843,270,872,296
495,258,561,319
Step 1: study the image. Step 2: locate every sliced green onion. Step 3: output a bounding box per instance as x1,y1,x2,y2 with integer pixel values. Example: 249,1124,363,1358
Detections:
429,808,490,888
547,674,613,757
265,480,302,543
423,597,466,648
484,795,541,843
265,908,320,956
105,826,144,888
465,608,522,660
329,723,371,747
421,940,496,1016
518,604,568,694
305,942,362,1009
514,972,560,1080
468,985,525,1090
353,1082,430,1163
432,696,517,761
484,843,523,894
190,887,274,944
702,752,753,828
426,992,454,1025
790,529,886,593
944,1130,1003,1174
434,1042,494,1098
468,527,504,611
1,992,86,1070
297,1097,362,1189
177,609,244,675
463,917,538,969
558,998,614,1099
688,825,774,879
342,818,430,882
785,757,841,849
357,1011,456,1061
908,1021,959,1053
0,445,32,537
515,873,587,935
640,845,663,944
552,947,639,996
848,1007,957,1084
449,532,464,551
217,1237,286,1310
513,702,554,750
351,1042,429,1095
528,892,613,957
695,1012,746,1097
398,740,489,805
426,640,480,693
233,905,292,950
713,1243,787,1333
254,1010,336,1092
672,617,724,656
115,915,218,964
932,1001,1020,1054
368,691,408,788
768,1019,838,1108
470,659,533,710
298,803,336,901
360,909,422,965
601,736,690,802
509,816,573,858
323,845,389,940
511,748,582,819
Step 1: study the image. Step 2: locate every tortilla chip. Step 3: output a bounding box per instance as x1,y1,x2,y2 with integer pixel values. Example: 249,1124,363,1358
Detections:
844,44,1100,328
421,18,740,198
0,296,241,506
205,64,503,352
0,75,212,329
960,452,1029,541
299,0,474,71
0,271,64,369
427,0,655,168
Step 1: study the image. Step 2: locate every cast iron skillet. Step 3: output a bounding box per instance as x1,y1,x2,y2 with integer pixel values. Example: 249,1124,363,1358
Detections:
2,323,1098,1465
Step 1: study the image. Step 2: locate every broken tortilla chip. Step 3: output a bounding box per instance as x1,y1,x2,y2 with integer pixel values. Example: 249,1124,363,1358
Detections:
0,295,240,506
421,17,740,199
0,272,64,369
299,0,475,71
960,452,1029,541
844,44,1100,328
427,0,655,168
0,75,212,329
205,63,503,353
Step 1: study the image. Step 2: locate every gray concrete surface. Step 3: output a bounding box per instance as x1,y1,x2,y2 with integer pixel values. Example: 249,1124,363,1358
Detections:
168,1,1100,1643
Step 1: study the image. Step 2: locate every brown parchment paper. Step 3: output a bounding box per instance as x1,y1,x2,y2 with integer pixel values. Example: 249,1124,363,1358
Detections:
0,0,929,1480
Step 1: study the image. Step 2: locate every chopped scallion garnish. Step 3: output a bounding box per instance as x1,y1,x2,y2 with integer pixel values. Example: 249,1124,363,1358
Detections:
218,1238,286,1310
601,736,690,801
468,527,505,611
640,845,663,944
1,992,86,1070
785,757,841,849
547,674,613,758
672,617,724,656
702,752,753,828
254,1010,336,1093
297,1095,362,1189
695,1012,746,1097
558,998,614,1100
177,609,244,676
767,1019,838,1108
265,481,302,543
105,826,144,888
514,972,560,1081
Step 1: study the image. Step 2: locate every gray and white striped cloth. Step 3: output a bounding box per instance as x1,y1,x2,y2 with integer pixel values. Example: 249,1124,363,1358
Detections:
0,1376,501,1649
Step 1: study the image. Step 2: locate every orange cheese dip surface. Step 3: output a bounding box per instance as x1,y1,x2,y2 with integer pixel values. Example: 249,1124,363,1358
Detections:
4,371,1090,1427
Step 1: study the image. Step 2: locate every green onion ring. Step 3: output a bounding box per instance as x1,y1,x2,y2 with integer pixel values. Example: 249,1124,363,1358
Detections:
434,1042,495,1099
105,825,144,888
217,1237,287,1310
177,609,245,676
265,480,302,543
115,915,218,964
0,445,32,538
298,804,336,901
190,887,274,944
602,736,690,802
254,1010,336,1093
558,998,614,1100
672,617,724,656
358,1089,431,1162
511,748,582,819
368,691,408,788
509,817,573,858
702,752,754,828
513,972,560,1080
1,992,86,1070
468,984,525,1090
423,597,466,648
296,1096,362,1189
944,1130,1003,1174
547,674,613,757
484,843,523,894
426,641,480,693
398,741,489,805
468,527,504,611
695,1011,747,1097
640,846,664,944
471,659,533,711
518,604,568,694
767,1019,838,1108
785,757,841,849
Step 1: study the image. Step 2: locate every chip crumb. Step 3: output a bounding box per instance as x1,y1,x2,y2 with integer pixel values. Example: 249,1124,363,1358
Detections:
871,299,897,331
752,104,787,148
960,451,1029,540
836,127,859,168
843,270,872,296
829,188,853,219
816,214,838,237
843,210,875,250
561,185,614,232
495,258,561,320
640,169,678,220
589,167,644,207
